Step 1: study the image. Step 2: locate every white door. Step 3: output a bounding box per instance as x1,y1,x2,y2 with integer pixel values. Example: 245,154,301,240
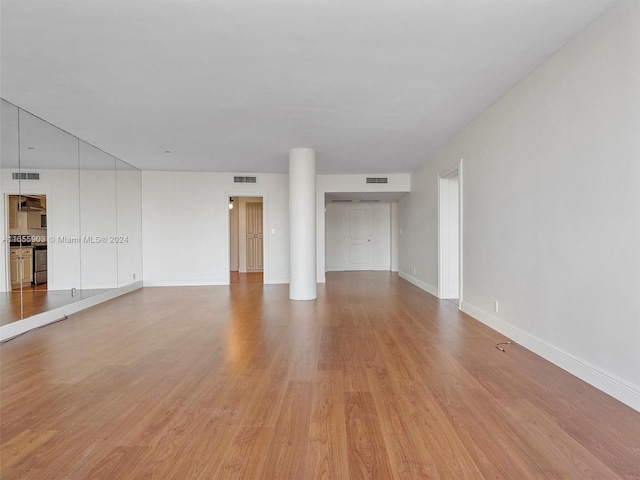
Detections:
344,205,373,270
246,202,263,271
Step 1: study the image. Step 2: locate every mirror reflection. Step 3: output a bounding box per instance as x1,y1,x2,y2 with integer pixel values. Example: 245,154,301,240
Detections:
1,99,142,326
116,160,143,287
1,100,21,322
79,141,117,297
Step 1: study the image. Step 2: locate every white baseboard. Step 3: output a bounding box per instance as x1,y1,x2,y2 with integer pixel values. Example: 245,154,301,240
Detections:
398,271,439,298
326,267,391,272
144,278,291,286
142,279,227,287
460,301,640,413
0,281,143,342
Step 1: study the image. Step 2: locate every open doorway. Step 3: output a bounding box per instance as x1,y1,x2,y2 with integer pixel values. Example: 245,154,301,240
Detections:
229,196,263,285
438,168,461,305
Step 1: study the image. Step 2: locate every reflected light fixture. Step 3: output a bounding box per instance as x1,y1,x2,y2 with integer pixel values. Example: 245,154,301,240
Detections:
228,197,234,209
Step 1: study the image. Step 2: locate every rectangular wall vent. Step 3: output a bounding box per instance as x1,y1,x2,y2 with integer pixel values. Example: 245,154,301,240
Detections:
366,177,388,184
234,176,257,183
12,172,40,180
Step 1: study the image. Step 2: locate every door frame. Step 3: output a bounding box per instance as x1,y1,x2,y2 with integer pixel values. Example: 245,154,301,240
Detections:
438,160,463,304
225,192,267,284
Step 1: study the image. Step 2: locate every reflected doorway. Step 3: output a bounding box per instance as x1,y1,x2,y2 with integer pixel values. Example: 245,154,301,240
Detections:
3,193,49,324
229,196,264,285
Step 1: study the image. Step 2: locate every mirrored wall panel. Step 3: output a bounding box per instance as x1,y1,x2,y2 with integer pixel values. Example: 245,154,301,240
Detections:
79,141,118,297
1,99,143,325
116,160,143,287
1,100,21,322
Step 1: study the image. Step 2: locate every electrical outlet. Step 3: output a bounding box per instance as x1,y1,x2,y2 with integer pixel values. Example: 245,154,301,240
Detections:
493,301,499,312
413,267,416,275
133,273,136,280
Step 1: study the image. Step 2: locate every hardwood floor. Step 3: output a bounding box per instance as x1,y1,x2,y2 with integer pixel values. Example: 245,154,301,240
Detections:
1,272,639,479
229,271,263,285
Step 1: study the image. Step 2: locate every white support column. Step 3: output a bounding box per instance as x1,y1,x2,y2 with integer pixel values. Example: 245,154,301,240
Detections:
289,148,317,300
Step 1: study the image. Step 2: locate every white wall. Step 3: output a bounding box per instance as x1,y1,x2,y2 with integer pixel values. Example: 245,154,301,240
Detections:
325,203,344,270
142,171,289,285
399,1,640,410
143,171,410,285
372,203,391,270
316,173,410,281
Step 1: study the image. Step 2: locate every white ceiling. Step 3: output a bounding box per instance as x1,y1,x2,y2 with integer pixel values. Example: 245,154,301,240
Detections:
1,0,615,174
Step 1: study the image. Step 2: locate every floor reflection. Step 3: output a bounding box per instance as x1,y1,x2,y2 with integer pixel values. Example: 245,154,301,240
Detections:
0,284,112,326
2,274,263,326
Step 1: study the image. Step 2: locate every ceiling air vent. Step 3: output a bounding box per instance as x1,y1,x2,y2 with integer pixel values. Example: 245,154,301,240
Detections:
366,177,388,184
12,172,40,180
234,176,257,183
331,199,353,203
359,199,380,203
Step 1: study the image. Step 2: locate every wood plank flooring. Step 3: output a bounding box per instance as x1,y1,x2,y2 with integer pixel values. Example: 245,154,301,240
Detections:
1,272,639,479
229,271,264,285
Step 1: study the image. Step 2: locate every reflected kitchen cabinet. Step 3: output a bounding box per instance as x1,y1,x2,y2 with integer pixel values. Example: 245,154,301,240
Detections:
27,211,47,229
10,247,33,289
9,195,18,228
